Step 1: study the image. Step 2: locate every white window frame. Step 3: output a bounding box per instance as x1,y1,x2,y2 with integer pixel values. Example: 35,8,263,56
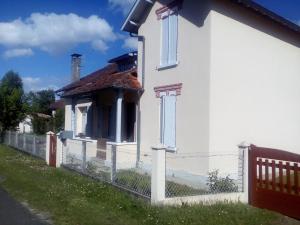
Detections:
159,8,178,70
75,102,92,136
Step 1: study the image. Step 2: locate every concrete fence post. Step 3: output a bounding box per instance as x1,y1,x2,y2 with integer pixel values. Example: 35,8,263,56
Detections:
8,131,11,145
23,134,26,151
111,144,117,183
151,145,166,204
33,135,36,155
46,131,55,165
15,132,18,148
238,141,251,203
56,133,63,168
82,141,87,172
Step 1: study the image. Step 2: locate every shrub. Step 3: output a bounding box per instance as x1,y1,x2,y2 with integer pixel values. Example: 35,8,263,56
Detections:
207,170,238,193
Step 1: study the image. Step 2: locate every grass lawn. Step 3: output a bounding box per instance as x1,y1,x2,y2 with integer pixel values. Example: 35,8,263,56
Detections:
0,145,298,225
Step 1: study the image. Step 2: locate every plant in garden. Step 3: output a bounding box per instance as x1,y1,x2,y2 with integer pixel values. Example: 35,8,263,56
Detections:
207,170,238,193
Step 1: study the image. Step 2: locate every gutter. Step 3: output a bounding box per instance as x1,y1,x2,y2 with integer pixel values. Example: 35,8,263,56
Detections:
130,32,145,168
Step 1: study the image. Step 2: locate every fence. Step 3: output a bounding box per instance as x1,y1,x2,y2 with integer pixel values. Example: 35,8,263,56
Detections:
61,139,152,199
3,131,46,160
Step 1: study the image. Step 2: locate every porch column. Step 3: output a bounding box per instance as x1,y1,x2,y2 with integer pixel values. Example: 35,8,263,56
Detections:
115,90,123,143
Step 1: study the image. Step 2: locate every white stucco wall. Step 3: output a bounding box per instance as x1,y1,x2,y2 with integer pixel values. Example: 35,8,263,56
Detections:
138,0,212,177
209,1,300,176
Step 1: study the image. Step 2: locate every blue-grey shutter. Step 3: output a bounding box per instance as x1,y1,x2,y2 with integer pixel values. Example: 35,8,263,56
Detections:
169,12,178,65
161,16,169,66
163,95,176,149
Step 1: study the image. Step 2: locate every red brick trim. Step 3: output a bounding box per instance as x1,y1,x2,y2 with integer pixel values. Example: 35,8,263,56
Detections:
155,0,183,20
154,83,182,98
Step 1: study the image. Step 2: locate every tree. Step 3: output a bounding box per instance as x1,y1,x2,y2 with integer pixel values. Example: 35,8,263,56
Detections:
0,71,26,136
25,89,55,134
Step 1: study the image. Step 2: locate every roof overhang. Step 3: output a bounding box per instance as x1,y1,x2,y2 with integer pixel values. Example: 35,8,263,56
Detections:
121,0,155,34
121,0,300,35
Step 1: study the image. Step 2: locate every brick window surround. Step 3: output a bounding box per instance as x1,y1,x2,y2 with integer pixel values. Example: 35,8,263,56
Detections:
154,83,183,98
155,0,183,20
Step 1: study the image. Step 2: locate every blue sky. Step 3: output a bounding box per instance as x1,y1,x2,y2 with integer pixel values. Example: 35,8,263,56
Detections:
0,0,299,92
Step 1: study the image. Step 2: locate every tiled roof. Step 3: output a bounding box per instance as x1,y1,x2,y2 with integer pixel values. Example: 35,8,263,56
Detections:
56,63,141,97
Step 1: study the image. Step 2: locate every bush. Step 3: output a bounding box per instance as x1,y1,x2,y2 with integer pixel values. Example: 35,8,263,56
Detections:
207,170,238,193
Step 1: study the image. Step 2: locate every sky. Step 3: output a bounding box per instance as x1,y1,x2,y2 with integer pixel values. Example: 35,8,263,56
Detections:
0,0,299,93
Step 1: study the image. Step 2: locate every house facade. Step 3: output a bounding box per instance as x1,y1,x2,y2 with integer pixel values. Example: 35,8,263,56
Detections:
122,0,300,179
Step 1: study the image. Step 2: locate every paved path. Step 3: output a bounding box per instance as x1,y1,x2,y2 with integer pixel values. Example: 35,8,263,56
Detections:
0,187,51,225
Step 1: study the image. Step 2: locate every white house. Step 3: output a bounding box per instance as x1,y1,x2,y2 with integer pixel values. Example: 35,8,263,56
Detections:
121,0,300,180
58,0,300,188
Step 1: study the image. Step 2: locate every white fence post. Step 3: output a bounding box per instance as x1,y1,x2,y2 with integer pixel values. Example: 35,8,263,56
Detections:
56,134,63,168
238,141,251,203
15,132,18,148
111,144,117,182
82,141,87,172
33,135,36,155
23,134,26,151
151,145,166,204
46,131,54,165
8,131,11,145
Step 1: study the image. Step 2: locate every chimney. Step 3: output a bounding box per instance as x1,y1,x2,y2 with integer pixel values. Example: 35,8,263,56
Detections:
71,53,82,82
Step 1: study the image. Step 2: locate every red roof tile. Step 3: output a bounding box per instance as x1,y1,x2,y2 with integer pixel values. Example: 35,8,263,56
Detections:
56,63,141,97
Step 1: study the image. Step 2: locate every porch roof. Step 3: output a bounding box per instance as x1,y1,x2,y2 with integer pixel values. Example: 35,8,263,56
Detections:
56,63,142,97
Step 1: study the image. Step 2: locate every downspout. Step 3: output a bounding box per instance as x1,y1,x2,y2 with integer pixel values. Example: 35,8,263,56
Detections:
130,32,145,168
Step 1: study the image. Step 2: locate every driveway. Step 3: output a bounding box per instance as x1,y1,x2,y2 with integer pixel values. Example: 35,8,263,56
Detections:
0,187,51,225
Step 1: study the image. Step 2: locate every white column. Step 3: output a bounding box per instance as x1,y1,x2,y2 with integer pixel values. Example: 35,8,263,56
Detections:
115,90,123,143
56,134,63,168
238,141,251,203
151,145,166,204
46,131,55,165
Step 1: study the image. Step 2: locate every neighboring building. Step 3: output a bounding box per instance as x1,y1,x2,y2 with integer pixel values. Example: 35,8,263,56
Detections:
121,0,300,179
56,52,141,165
18,116,33,133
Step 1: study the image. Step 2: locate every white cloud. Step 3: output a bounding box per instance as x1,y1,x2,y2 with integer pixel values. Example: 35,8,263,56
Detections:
108,0,135,16
122,37,138,50
91,39,108,52
22,75,68,92
3,48,34,58
0,13,116,53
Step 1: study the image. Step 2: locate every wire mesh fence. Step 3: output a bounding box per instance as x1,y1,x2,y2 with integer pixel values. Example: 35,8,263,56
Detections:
3,131,46,160
62,139,152,198
165,151,241,198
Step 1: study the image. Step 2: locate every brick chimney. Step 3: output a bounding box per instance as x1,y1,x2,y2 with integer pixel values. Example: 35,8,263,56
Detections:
71,53,82,82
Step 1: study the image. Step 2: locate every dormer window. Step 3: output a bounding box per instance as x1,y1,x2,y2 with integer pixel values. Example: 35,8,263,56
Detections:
160,9,178,68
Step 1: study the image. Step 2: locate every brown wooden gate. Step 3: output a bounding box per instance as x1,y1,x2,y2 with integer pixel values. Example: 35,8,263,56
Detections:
49,134,57,167
249,145,300,219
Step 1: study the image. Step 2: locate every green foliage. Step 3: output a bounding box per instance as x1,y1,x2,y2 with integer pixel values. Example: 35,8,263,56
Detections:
0,145,289,225
207,170,238,193
25,89,55,134
0,71,26,134
52,108,65,133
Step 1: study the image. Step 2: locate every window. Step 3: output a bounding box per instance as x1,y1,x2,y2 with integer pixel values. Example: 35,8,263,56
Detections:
160,92,176,150
160,10,178,67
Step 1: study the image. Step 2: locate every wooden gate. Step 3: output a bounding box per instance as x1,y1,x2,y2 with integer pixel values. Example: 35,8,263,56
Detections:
249,145,300,219
49,134,57,167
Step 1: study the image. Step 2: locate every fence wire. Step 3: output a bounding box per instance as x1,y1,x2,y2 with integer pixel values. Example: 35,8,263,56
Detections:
62,140,152,198
165,152,241,197
3,131,46,160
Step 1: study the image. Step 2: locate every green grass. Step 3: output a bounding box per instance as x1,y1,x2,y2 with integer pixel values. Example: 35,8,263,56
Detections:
0,144,298,225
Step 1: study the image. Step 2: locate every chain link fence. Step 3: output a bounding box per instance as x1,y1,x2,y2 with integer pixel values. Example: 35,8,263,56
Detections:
3,131,46,160
62,139,152,199
165,151,241,198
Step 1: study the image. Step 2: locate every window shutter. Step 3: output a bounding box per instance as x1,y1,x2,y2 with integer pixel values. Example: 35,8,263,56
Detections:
161,16,169,66
168,12,178,65
163,95,176,149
